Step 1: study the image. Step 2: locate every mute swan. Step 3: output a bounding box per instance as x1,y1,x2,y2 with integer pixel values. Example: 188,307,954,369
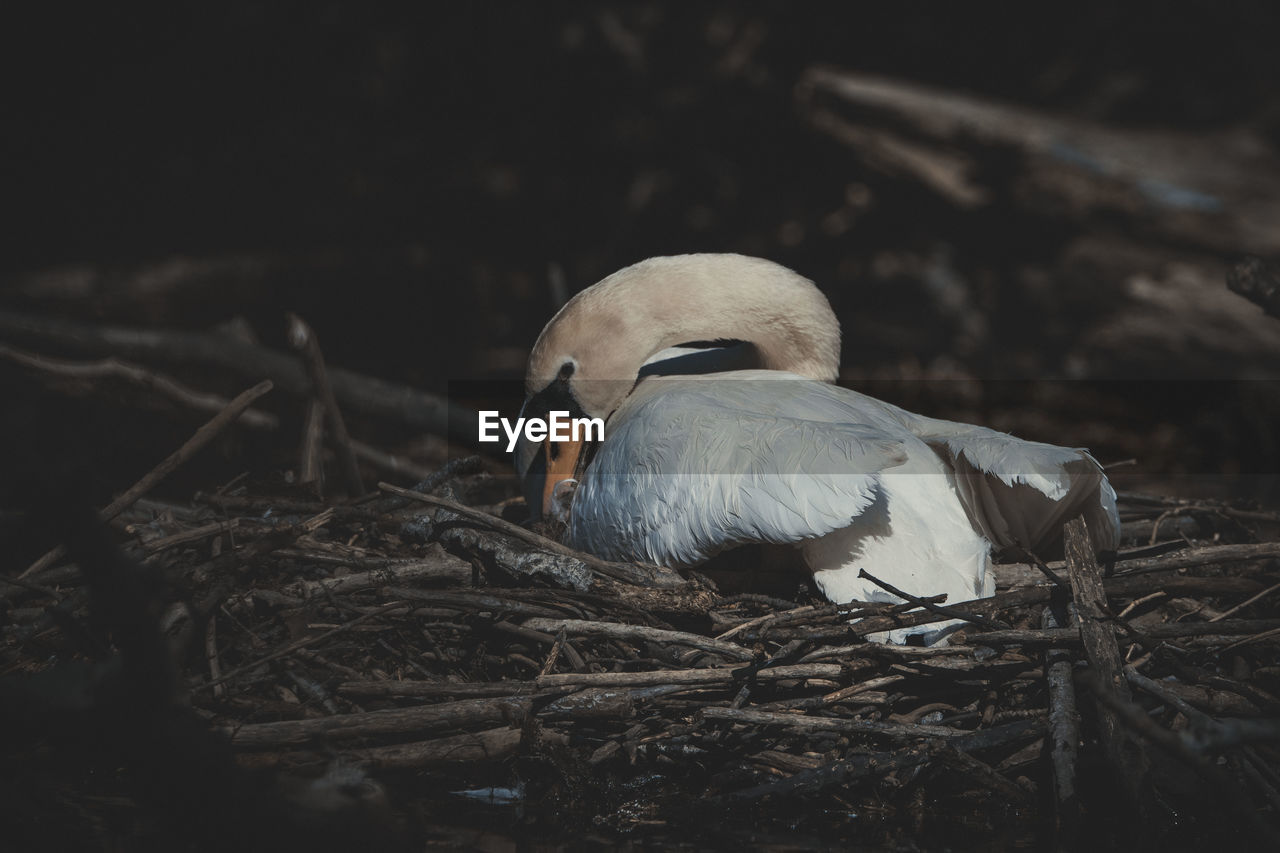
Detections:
516,254,1118,640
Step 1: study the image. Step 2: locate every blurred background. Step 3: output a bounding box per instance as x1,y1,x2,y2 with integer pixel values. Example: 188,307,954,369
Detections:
3,1,1279,504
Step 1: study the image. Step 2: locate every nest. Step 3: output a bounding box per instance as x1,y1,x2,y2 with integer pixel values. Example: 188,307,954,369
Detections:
4,433,1279,849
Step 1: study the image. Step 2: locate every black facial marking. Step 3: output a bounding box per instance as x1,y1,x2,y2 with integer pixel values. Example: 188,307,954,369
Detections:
525,368,585,426
529,358,586,417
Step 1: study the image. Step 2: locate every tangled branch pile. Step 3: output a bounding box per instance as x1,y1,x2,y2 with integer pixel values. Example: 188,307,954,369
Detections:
4,425,1279,848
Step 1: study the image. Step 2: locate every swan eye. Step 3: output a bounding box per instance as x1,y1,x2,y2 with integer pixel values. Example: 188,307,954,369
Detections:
558,362,575,380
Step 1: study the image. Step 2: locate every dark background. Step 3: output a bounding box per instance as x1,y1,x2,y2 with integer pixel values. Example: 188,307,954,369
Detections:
3,1,1279,501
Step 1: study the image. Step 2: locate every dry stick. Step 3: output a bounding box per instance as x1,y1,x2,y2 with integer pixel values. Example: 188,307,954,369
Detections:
969,619,1280,647
140,518,240,554
716,603,826,641
1210,580,1280,623
1063,515,1154,823
337,663,847,698
0,309,476,444
539,627,568,677
0,342,279,430
715,718,1046,805
1141,678,1264,718
377,481,686,589
194,600,409,693
716,742,948,804
1116,591,1166,619
1111,542,1280,575
0,572,64,602
854,571,1263,643
20,379,275,579
938,746,1033,803
750,583,1273,647
716,596,947,642
857,569,1009,630
280,556,471,598
287,313,364,497
521,617,755,662
1088,674,1280,847
1123,665,1211,725
1221,625,1280,653
1042,604,1080,839
821,675,904,705
298,397,325,493
700,706,964,740
1118,490,1280,524
1239,751,1280,817
226,695,537,747
1010,545,1070,588
236,726,569,771
205,613,225,701
339,726,546,770
1001,541,1280,583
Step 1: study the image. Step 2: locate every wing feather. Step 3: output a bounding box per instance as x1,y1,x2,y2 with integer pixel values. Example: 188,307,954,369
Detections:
564,372,1121,567
568,377,909,566
891,409,1121,554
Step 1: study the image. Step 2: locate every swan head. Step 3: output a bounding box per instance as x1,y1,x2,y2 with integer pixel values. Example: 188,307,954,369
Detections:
518,253,841,517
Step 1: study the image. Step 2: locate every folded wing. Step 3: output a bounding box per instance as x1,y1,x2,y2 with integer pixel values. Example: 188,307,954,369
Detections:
568,376,910,566
891,409,1121,556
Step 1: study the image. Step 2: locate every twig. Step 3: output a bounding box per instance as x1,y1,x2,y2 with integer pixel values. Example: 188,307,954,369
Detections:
1210,581,1280,623
194,600,409,692
1221,625,1280,653
1005,542,1280,582
140,519,240,554
700,706,964,739
205,614,224,701
539,626,568,677
1088,674,1280,846
377,481,686,589
0,572,64,600
226,695,537,747
1042,604,1079,838
298,397,325,493
938,746,1033,803
337,663,847,698
287,314,364,497
280,551,471,597
0,342,278,429
520,617,755,662
0,308,477,444
1123,665,1210,725
716,597,944,641
1008,545,1069,587
20,379,275,579
1063,515,1153,820
712,719,1045,805
240,726,568,771
970,619,1280,647
857,569,1009,630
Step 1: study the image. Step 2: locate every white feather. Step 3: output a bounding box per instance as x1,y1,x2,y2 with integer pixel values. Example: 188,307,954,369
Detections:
566,371,1118,639
522,254,1122,644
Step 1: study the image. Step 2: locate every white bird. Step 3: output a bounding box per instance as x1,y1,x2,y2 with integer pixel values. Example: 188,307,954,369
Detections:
516,254,1118,640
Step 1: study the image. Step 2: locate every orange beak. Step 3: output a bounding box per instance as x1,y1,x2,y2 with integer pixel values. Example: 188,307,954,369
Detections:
541,437,585,517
